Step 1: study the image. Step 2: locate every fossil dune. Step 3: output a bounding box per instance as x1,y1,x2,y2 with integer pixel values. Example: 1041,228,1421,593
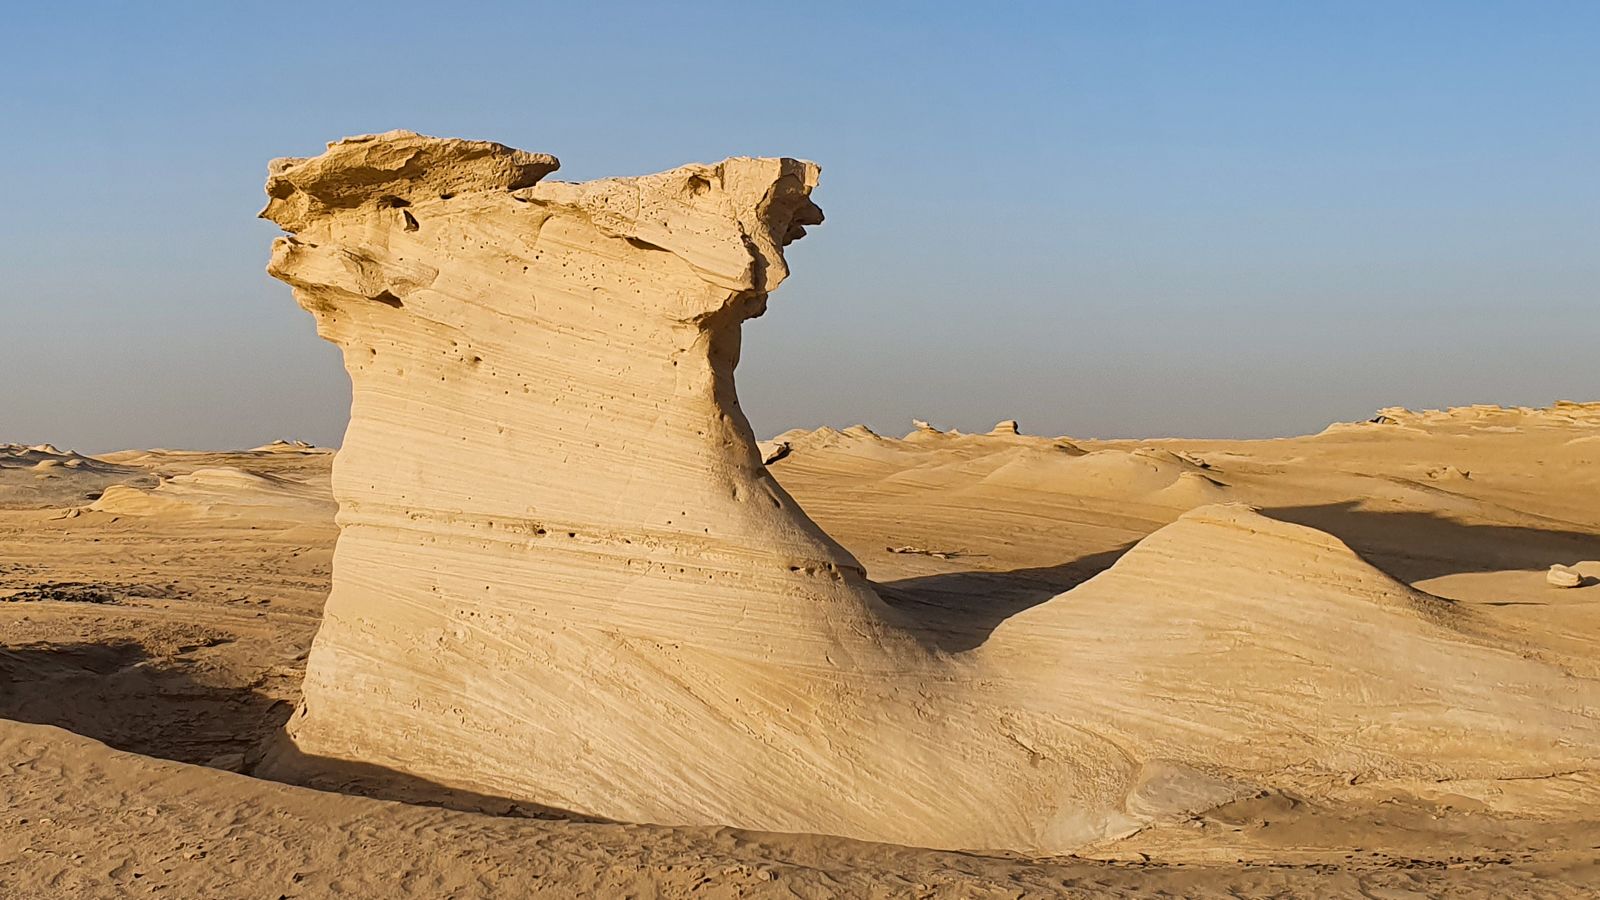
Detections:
244,132,1600,854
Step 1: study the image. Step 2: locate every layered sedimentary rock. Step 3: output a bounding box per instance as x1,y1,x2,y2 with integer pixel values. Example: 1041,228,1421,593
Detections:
261,132,1600,853
257,131,971,845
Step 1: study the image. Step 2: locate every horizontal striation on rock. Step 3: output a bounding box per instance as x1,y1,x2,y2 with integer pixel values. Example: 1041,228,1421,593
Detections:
258,131,1600,853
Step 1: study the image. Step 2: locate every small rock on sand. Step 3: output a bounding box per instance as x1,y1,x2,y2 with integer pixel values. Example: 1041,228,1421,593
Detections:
1547,565,1582,588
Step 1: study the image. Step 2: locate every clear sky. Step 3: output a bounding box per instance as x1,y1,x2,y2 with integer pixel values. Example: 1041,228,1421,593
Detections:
2,1,1596,451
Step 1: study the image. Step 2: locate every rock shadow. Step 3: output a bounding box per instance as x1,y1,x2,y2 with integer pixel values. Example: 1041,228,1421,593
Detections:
0,640,293,766
1261,502,1600,584
251,739,608,822
0,640,600,822
875,544,1135,652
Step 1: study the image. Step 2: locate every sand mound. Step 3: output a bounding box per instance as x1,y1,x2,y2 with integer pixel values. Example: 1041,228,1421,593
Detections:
0,443,110,471
89,467,332,519
979,446,1227,506
1040,503,1453,615
0,444,152,510
980,505,1599,842
1329,402,1600,435
88,484,195,516
253,131,1600,854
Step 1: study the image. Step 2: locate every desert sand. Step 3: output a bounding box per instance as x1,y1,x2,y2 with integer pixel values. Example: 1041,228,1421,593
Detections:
3,132,1599,897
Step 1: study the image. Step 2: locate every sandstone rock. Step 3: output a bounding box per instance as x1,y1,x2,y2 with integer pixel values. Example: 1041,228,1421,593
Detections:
260,131,1600,854
1548,565,1583,588
258,131,986,849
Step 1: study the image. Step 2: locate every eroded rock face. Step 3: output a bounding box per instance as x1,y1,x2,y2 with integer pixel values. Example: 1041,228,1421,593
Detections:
261,132,1600,853
257,131,991,847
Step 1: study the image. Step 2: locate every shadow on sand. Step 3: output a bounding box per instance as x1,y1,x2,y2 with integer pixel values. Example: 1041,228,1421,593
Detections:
249,739,608,821
873,502,1600,653
875,544,1136,653
0,638,580,818
1262,502,1600,583
0,640,293,766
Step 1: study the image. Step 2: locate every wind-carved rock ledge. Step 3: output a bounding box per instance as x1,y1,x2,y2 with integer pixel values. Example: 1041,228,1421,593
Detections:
259,131,1600,853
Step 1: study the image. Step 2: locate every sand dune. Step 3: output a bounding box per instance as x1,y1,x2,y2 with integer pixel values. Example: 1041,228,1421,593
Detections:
978,446,1228,501
0,443,153,510
991,506,1598,825
90,468,333,519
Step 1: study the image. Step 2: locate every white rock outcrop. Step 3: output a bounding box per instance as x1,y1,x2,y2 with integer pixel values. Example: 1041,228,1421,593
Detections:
1548,565,1583,588
756,439,790,465
260,132,1600,853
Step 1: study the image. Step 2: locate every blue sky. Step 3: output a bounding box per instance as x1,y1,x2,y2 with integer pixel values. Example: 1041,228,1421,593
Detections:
2,1,1596,450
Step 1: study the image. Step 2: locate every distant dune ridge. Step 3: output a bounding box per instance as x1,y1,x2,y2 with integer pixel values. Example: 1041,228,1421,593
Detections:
248,131,1600,853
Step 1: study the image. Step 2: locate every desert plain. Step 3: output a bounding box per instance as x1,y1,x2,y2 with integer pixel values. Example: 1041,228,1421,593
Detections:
2,132,1599,898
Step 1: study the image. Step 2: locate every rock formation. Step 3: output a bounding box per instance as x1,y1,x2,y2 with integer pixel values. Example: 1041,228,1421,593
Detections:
261,132,1600,853
256,131,977,847
1548,564,1583,588
756,439,790,465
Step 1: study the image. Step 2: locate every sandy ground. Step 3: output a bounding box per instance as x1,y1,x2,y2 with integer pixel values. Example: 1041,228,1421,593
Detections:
3,406,1599,897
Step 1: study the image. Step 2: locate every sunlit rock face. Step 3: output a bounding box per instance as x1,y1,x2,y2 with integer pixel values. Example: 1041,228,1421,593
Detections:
259,132,1600,854
254,130,984,847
